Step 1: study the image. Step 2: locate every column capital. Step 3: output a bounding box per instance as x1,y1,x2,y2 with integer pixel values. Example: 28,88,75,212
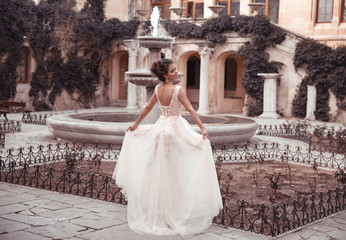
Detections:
123,39,138,56
198,46,214,58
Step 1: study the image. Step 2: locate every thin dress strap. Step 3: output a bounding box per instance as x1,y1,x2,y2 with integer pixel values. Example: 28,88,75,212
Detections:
173,85,181,101
155,84,159,99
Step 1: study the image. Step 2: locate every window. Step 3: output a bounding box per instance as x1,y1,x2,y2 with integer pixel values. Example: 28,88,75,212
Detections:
183,1,204,18
342,0,346,21
224,57,237,92
252,0,280,23
16,47,29,83
317,0,333,22
152,0,171,19
217,0,240,17
187,55,200,89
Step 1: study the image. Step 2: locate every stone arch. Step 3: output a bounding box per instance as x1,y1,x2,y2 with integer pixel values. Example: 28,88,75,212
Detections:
177,50,201,106
215,51,245,113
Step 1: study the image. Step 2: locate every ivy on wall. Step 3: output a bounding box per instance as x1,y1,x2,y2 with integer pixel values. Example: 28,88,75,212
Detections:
0,0,35,101
292,39,346,121
0,0,140,110
163,15,286,116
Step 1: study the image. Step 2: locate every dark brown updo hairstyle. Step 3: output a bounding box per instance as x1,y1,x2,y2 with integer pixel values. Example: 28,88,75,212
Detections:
150,58,173,82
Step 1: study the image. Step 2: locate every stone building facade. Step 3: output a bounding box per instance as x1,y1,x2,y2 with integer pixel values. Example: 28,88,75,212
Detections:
16,0,346,121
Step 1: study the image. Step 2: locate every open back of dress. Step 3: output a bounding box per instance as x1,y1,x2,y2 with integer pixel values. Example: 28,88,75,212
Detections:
113,85,223,236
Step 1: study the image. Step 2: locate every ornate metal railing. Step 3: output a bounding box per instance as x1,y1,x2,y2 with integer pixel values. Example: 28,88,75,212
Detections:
214,186,345,237
0,120,21,133
0,163,126,205
257,124,345,153
0,132,4,148
257,124,312,141
22,112,53,125
0,142,344,169
0,142,345,237
0,142,121,167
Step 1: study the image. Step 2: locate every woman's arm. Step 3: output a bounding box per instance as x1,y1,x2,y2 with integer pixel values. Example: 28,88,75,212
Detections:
127,92,158,131
178,87,209,139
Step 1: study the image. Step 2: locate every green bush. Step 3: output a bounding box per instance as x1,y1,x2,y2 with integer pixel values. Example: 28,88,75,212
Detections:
293,39,345,121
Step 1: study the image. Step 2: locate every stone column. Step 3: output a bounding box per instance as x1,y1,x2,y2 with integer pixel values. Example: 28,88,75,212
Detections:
258,73,282,119
123,40,138,110
197,43,214,115
305,85,317,120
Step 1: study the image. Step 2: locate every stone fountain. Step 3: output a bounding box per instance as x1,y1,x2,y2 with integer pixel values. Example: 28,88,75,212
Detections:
46,7,259,145
125,6,181,123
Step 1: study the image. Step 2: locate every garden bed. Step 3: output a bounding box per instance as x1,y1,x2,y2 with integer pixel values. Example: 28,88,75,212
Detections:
38,159,340,207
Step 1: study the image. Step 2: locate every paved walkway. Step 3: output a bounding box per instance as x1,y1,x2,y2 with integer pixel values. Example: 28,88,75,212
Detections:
0,108,345,239
1,183,345,240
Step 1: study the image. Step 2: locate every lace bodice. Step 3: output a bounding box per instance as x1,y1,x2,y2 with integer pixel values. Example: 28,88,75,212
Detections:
155,85,182,117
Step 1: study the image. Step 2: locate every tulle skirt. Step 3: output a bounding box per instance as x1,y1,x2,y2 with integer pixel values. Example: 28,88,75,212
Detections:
112,115,223,236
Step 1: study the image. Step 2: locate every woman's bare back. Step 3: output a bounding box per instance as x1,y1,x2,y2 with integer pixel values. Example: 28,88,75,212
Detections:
157,84,176,106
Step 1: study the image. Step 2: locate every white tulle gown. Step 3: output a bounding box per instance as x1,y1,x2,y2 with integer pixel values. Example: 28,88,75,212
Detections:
112,85,223,236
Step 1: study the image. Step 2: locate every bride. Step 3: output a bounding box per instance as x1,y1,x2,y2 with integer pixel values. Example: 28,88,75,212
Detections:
112,58,223,236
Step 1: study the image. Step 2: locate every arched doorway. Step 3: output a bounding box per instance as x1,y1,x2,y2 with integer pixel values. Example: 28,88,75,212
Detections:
186,53,200,107
119,54,128,99
216,52,245,113
224,56,237,98
110,52,128,102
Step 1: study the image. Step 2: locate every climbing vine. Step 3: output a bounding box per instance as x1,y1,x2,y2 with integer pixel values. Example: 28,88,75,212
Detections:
0,0,35,101
163,15,286,116
292,39,346,121
0,0,140,110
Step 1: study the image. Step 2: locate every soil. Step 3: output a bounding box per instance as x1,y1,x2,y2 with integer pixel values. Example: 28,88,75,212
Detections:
41,159,340,208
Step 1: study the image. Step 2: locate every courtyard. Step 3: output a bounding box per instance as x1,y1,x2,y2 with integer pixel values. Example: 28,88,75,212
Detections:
0,108,345,239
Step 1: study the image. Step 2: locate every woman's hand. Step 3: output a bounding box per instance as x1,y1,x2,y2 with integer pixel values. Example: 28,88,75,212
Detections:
127,123,138,132
201,128,210,140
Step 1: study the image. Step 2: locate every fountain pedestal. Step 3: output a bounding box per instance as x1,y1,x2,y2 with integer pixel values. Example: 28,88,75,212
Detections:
123,39,138,110
125,35,178,123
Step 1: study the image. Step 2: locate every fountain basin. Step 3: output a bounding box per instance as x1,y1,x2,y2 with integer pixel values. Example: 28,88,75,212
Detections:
47,112,258,145
138,36,174,49
125,70,182,87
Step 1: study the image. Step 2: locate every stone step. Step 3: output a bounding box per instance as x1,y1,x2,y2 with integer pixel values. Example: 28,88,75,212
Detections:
110,99,127,107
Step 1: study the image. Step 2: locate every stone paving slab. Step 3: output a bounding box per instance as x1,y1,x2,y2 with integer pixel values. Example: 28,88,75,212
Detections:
0,182,345,240
0,230,51,240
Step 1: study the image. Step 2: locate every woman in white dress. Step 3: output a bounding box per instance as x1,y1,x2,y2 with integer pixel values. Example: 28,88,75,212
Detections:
112,58,223,236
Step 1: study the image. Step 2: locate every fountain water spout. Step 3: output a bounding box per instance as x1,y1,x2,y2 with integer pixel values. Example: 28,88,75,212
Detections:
150,6,160,37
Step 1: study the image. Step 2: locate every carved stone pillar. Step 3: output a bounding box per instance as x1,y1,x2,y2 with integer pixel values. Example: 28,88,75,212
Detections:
258,73,282,119
305,85,317,120
197,42,214,115
123,39,138,110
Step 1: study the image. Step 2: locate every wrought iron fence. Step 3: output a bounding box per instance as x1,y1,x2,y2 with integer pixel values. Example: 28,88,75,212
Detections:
0,142,121,167
0,141,345,237
0,120,21,133
214,186,345,237
257,124,312,141
0,142,344,169
22,112,54,125
0,132,4,148
257,124,346,153
0,163,126,205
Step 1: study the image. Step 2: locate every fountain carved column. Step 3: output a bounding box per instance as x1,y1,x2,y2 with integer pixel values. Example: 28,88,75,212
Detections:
258,73,282,119
305,85,317,120
124,39,138,110
197,42,214,115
